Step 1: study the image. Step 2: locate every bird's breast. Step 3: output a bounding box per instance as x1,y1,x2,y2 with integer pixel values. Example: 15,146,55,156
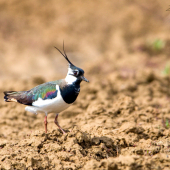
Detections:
59,84,80,104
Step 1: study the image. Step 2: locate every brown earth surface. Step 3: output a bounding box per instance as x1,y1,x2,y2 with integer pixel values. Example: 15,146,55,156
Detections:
0,0,170,169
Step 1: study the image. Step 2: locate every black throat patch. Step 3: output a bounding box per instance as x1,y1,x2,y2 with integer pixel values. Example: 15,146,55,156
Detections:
59,83,80,104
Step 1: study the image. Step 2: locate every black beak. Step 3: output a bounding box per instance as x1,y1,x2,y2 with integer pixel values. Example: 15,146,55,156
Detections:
81,76,89,82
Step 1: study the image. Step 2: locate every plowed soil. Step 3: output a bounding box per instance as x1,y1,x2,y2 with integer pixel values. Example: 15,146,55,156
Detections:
0,0,170,169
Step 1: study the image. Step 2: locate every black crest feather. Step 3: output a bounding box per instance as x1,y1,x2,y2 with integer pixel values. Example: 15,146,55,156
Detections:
54,42,74,66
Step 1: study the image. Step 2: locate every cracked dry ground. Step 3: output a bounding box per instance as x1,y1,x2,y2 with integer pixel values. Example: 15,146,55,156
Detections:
0,69,170,170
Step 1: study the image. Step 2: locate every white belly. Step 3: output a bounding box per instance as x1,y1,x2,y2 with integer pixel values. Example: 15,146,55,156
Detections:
25,85,71,114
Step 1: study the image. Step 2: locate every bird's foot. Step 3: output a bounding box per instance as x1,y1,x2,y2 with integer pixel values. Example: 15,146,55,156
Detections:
54,113,66,134
54,120,66,134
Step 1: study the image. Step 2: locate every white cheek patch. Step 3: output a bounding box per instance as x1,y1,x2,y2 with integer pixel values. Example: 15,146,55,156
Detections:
65,68,78,84
65,74,77,84
67,68,73,75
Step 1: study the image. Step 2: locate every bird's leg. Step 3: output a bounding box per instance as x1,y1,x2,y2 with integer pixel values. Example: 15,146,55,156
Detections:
54,113,66,134
44,115,48,133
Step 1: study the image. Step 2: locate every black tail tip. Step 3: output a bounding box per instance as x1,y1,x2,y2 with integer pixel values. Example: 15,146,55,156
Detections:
4,94,9,102
3,91,12,102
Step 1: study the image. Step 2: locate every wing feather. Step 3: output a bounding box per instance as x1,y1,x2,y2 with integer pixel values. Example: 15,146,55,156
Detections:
4,81,60,106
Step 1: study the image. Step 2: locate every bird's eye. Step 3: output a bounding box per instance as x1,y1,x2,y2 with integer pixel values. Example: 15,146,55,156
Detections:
73,71,78,76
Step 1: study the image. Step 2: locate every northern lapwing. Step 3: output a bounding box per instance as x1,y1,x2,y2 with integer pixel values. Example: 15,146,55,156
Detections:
3,46,89,134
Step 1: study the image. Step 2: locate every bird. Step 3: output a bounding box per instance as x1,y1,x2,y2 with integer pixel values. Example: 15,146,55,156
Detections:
3,45,89,134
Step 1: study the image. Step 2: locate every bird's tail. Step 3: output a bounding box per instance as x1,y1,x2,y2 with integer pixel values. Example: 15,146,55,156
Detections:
4,91,23,102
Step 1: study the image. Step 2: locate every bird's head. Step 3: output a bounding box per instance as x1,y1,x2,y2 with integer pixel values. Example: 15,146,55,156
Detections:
54,45,89,84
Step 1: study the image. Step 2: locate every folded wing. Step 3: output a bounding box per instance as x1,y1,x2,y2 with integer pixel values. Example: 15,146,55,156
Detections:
4,82,58,106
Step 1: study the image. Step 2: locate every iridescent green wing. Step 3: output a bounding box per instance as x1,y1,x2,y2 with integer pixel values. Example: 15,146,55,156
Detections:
13,81,61,106
3,80,62,106
31,82,57,101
